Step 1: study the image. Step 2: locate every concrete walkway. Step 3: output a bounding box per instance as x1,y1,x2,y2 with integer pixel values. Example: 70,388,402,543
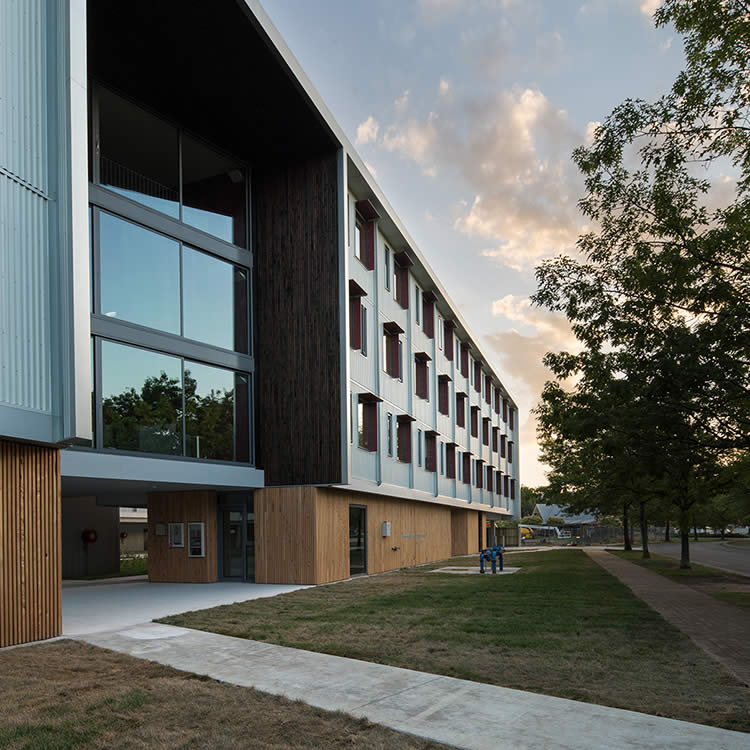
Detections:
585,549,750,686
75,622,749,750
63,581,308,635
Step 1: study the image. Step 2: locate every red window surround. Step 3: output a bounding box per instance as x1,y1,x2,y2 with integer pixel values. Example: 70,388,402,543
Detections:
476,459,484,489
444,320,456,361
485,375,492,405
415,352,431,400
504,474,510,497
500,434,506,458
357,393,381,452
355,200,379,270
462,452,471,485
422,291,436,339
508,441,513,463
349,280,367,350
502,398,508,423
492,426,499,452
486,465,493,491
470,406,479,438
494,388,501,414
509,407,515,431
438,374,451,416
394,251,412,309
446,443,457,479
495,471,503,495
383,321,404,379
460,343,470,378
473,360,482,393
425,431,438,473
482,417,490,446
456,392,467,428
397,414,414,463
510,478,516,500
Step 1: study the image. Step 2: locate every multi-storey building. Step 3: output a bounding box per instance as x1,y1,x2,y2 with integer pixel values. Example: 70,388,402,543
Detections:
0,0,519,647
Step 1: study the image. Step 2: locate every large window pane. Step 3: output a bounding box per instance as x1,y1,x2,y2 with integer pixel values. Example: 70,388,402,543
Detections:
99,212,180,334
185,362,250,462
98,87,180,218
101,341,183,455
182,135,247,247
182,246,249,353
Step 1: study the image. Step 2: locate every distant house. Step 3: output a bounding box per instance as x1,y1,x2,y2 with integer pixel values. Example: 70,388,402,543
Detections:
533,503,597,527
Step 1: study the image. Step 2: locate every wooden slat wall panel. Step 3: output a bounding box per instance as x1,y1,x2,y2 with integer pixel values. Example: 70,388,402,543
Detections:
254,151,342,486
0,439,61,647
147,491,217,583
314,490,349,584
316,488,453,578
451,508,482,557
254,486,317,584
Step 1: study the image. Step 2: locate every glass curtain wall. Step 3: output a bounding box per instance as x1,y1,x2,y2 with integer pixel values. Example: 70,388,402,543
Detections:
89,84,253,464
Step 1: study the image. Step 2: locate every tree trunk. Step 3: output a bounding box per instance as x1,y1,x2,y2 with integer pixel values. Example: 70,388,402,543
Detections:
664,521,670,542
720,527,726,540
639,501,650,559
623,503,632,551
679,510,691,569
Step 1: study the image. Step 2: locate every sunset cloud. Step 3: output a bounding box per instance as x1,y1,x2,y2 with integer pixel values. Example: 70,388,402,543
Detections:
355,116,379,145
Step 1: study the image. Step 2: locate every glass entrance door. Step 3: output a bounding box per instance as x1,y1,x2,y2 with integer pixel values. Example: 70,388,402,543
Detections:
220,497,255,582
349,505,367,576
222,510,244,579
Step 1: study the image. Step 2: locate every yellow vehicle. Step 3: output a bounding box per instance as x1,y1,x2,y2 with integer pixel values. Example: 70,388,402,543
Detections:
520,526,534,540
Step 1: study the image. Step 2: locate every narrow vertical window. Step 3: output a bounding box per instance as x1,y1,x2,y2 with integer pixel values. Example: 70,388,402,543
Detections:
361,305,368,357
354,222,364,263
386,413,393,457
384,246,391,291
415,286,421,326
417,429,423,467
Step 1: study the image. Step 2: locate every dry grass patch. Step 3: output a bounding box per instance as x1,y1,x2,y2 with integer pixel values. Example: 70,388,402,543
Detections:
162,550,750,732
0,641,450,750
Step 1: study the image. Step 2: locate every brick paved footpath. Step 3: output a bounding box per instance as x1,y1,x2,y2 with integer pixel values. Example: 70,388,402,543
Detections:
585,548,750,687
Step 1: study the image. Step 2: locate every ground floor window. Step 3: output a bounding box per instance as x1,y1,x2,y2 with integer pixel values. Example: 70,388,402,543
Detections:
349,505,367,576
219,495,255,581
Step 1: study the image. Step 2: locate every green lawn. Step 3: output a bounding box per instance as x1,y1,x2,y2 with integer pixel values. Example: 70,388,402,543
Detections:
75,556,148,581
161,550,750,732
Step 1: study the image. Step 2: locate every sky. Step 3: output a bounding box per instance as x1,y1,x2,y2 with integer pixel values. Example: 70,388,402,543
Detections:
259,0,686,486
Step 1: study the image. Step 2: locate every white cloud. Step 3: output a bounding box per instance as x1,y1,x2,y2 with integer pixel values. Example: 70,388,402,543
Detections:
585,120,601,146
363,161,378,179
486,296,580,486
382,112,439,168
439,78,451,95
639,0,660,17
394,90,410,114
355,116,379,145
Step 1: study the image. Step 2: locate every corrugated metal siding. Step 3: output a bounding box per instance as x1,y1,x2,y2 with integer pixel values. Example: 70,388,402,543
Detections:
0,0,49,193
0,0,53,414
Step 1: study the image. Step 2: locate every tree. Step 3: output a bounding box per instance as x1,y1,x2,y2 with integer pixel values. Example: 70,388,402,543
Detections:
519,515,543,526
533,0,750,568
520,486,544,517
546,516,566,527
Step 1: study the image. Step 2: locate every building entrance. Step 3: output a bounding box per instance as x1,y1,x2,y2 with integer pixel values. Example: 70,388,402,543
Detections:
218,495,255,581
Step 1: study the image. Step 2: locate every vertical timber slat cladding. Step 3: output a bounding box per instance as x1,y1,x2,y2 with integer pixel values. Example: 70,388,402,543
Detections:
0,440,61,647
255,486,317,584
254,151,341,486
255,486,463,584
147,491,218,583
451,508,481,557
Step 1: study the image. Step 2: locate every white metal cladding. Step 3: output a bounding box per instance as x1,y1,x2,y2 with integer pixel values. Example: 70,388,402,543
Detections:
0,167,52,416
0,0,52,415
0,0,49,194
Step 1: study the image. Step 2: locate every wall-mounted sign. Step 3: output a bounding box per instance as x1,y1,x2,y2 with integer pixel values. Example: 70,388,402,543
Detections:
168,522,184,548
155,523,167,536
188,522,205,558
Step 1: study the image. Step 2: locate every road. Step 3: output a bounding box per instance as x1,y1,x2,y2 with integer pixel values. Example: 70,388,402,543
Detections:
651,540,750,576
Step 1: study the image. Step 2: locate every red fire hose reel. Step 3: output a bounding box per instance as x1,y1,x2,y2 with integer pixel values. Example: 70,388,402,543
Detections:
81,528,98,544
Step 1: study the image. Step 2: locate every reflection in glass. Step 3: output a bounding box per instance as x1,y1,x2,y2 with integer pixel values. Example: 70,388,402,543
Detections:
349,506,366,576
99,212,180,333
182,247,249,352
101,341,182,455
185,362,249,462
182,134,246,246
98,87,180,218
